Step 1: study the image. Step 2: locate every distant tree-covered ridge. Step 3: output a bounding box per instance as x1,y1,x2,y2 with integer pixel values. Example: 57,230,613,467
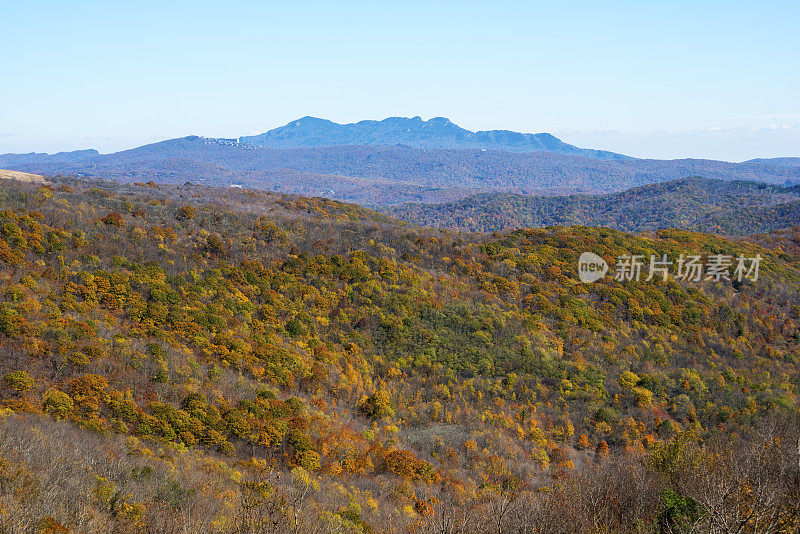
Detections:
388,177,800,235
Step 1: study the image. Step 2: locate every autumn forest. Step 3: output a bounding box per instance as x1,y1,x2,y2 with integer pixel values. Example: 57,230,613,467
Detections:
0,177,798,533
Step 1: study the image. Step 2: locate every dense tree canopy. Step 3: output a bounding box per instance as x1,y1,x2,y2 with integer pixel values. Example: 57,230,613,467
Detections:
0,177,798,533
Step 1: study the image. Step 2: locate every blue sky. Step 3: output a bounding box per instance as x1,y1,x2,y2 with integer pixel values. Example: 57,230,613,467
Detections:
1,0,798,161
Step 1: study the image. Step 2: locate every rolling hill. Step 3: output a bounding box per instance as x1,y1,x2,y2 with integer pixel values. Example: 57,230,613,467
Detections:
387,177,800,235
0,176,798,532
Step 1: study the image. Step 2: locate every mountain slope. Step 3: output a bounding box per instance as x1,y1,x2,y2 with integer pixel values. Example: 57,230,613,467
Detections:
239,116,630,160
0,177,798,533
388,177,800,234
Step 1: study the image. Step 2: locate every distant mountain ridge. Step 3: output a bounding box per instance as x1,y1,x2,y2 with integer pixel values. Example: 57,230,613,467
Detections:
743,157,800,167
2,138,799,205
239,116,631,160
1,118,798,206
0,149,100,166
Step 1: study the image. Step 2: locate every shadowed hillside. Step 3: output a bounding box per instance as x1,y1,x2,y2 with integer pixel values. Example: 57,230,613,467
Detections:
388,177,800,234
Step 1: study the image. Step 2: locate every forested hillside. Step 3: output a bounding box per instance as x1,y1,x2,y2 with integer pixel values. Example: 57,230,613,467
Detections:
0,177,798,533
388,177,800,235
2,136,798,205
